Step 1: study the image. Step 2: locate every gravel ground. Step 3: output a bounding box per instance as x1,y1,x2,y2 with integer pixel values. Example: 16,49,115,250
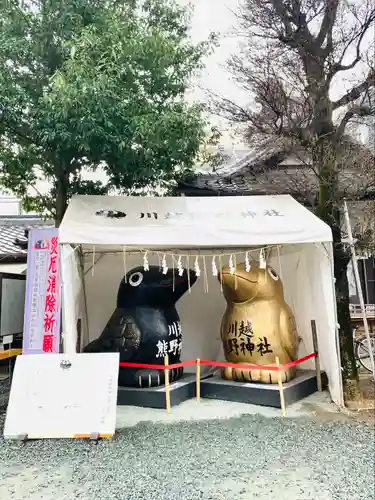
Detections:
0,376,11,410
0,375,11,394
1,409,374,500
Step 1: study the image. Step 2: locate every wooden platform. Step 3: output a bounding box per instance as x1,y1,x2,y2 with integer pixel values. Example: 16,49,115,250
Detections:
0,349,22,361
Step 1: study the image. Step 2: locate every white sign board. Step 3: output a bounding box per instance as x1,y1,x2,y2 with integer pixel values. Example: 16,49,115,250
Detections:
3,353,119,440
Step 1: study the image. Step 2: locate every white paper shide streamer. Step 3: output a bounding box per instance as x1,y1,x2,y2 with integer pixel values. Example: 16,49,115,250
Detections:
117,246,276,279
161,254,168,275
259,248,266,269
123,246,127,282
92,246,96,276
143,251,149,271
194,256,201,277
229,254,235,275
211,256,218,276
245,251,251,272
177,255,184,277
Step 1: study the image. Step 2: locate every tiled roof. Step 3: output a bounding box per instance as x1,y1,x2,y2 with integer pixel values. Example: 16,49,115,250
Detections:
0,216,53,256
178,137,375,199
177,137,374,251
179,163,374,199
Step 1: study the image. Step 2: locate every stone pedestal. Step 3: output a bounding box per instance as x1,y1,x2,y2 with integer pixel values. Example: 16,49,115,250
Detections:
200,371,321,408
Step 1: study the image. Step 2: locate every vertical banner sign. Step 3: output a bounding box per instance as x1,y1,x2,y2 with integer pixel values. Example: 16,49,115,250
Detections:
22,228,61,355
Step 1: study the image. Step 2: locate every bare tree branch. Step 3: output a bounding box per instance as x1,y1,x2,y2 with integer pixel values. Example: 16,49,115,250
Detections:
210,0,374,242
332,70,375,110
316,0,340,50
272,0,316,57
330,8,375,74
336,105,372,137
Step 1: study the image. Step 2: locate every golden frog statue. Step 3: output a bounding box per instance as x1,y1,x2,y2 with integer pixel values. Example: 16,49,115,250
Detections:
219,262,298,383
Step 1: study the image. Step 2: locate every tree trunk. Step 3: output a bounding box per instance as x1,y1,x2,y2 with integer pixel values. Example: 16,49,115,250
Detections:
315,141,360,402
333,239,360,401
55,171,69,228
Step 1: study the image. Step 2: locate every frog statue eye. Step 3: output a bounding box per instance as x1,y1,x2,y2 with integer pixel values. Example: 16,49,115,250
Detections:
267,267,279,281
129,272,143,287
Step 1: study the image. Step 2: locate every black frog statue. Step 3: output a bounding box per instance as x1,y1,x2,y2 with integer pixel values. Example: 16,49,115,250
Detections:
84,265,197,387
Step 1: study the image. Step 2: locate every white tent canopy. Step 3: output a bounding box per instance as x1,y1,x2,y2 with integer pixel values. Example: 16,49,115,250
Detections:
59,194,343,406
59,194,332,249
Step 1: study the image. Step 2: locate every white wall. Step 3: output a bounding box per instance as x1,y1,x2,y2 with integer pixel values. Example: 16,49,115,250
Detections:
0,196,22,215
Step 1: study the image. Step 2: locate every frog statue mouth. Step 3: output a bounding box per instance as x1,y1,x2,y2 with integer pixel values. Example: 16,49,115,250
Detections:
220,272,258,285
219,271,259,304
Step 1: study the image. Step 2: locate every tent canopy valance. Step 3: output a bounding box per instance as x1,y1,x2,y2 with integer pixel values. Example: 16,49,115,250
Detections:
58,194,332,252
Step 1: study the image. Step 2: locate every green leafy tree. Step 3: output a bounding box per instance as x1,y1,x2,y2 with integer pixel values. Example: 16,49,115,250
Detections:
0,0,210,224
193,126,230,172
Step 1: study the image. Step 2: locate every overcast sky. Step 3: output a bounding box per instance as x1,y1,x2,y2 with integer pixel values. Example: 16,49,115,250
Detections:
181,0,246,110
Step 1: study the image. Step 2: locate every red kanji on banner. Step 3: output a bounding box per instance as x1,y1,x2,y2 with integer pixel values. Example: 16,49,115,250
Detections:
44,294,57,313
44,312,56,333
47,274,57,294
48,255,58,274
42,334,55,353
50,236,58,255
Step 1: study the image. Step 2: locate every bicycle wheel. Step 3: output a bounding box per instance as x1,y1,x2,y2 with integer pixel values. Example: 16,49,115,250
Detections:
355,335,375,372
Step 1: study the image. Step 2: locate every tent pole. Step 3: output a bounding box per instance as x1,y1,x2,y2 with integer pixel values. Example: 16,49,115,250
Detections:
343,201,375,379
311,320,323,392
78,247,90,352
276,357,286,417
362,260,370,304
324,241,345,407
